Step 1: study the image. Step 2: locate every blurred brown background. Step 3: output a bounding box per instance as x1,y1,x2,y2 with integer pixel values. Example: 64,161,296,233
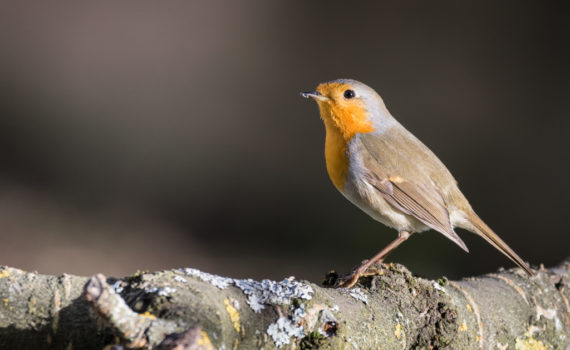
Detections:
0,2,568,282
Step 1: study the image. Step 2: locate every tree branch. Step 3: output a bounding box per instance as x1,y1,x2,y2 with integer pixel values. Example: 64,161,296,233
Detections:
0,261,568,349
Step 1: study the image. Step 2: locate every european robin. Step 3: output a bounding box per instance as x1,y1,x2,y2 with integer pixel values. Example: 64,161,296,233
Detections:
301,79,534,288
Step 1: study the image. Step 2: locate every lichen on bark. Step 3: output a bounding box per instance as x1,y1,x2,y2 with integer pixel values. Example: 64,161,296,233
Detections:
0,260,568,349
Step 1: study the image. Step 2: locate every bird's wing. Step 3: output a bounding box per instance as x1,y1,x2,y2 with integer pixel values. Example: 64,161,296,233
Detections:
356,134,469,252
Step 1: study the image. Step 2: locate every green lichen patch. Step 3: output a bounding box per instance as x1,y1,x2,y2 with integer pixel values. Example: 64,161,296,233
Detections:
299,331,328,349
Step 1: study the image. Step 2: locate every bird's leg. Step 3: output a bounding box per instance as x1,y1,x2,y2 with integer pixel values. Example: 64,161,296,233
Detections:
337,231,411,288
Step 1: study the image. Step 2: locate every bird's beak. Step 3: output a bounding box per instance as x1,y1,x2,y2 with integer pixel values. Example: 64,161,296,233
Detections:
300,91,329,102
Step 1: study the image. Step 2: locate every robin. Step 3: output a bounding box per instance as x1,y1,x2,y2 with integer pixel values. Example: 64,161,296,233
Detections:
301,79,534,288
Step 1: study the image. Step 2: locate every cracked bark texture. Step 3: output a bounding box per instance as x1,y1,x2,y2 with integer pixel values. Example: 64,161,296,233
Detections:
0,261,569,350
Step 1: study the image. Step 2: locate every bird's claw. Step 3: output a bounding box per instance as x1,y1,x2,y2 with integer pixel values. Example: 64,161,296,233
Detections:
335,262,389,288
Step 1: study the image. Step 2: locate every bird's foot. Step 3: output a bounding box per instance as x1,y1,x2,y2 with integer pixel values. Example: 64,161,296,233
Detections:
335,262,390,288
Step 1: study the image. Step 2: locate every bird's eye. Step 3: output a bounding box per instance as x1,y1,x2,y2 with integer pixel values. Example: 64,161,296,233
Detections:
343,89,356,99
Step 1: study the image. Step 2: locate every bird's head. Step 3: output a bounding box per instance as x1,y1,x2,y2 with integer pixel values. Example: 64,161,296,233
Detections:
301,79,393,139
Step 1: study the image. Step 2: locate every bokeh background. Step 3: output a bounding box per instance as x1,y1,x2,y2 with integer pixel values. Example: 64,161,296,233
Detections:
0,2,568,282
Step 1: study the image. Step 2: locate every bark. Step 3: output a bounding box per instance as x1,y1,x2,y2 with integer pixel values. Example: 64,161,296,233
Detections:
0,261,568,350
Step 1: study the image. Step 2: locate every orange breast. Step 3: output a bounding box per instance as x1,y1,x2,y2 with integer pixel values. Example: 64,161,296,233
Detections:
324,120,349,190
319,99,374,190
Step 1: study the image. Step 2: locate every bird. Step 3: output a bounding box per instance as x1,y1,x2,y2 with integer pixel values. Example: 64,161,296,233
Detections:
301,79,534,288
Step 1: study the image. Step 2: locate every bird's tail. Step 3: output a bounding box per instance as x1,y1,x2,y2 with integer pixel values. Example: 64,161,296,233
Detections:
466,211,534,276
